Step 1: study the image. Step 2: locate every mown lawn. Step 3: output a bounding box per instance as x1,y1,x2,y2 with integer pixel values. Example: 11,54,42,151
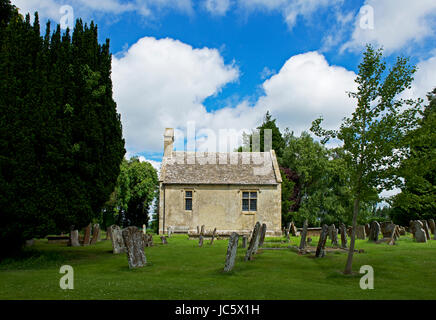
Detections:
0,233,435,300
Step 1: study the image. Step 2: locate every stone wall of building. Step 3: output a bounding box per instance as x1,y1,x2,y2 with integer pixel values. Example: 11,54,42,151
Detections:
159,183,281,236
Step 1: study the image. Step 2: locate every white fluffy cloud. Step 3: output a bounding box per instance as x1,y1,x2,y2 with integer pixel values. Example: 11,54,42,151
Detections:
237,0,342,30
342,0,436,53
254,51,357,134
112,37,240,154
400,55,436,101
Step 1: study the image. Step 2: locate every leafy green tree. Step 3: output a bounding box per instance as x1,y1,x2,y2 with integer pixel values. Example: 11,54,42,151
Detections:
391,88,436,225
311,45,422,274
0,3,125,255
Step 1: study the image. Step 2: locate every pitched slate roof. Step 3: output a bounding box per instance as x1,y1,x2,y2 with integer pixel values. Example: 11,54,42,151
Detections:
160,150,282,185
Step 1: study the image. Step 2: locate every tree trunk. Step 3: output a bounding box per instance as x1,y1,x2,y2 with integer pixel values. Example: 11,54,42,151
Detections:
344,197,360,274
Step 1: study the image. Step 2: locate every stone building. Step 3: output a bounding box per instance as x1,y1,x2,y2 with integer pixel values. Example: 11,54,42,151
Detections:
158,128,282,236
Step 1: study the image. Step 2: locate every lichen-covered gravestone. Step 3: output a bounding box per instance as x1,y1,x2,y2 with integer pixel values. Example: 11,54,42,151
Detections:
339,223,347,249
90,224,100,245
69,230,80,247
210,228,217,245
110,225,126,254
421,220,431,240
245,222,261,261
83,223,92,246
368,221,380,242
122,226,147,269
224,232,239,272
414,221,427,243
328,224,338,247
428,219,435,235
259,223,267,247
356,225,366,240
299,220,308,251
316,225,329,258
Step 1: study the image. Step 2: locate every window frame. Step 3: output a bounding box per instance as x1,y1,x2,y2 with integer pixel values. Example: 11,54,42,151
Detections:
241,190,258,214
184,189,193,211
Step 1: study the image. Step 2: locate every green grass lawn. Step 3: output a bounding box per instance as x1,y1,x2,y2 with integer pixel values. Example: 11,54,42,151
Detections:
0,234,435,300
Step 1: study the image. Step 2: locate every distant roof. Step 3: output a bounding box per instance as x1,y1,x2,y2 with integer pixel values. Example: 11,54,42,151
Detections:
160,151,282,185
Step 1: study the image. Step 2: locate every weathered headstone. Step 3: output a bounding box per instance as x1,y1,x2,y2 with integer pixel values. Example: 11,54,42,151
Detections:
381,222,396,238
339,223,347,249
224,232,239,272
69,230,80,247
167,226,173,238
414,220,427,243
368,221,380,242
122,226,146,268
241,235,247,248
200,225,205,236
210,228,217,245
428,219,435,235
245,222,261,261
160,235,168,244
197,225,200,235
355,225,366,240
106,226,112,241
364,224,370,237
110,225,126,254
398,226,406,236
199,235,204,247
83,223,92,246
259,223,267,247
144,234,153,247
299,220,308,251
315,224,329,258
328,224,339,247
421,220,431,240
90,223,100,245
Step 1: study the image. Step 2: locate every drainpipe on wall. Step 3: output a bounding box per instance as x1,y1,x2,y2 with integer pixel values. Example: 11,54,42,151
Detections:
162,184,166,235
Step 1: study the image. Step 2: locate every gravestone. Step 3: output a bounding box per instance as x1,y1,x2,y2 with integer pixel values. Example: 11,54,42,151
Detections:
368,221,380,242
90,224,100,245
122,226,147,268
110,225,126,254
83,223,92,246
197,226,200,235
381,222,396,238
409,220,415,235
428,219,435,235
245,222,261,261
414,220,427,243
398,226,406,236
168,226,173,238
315,225,329,258
284,228,290,243
421,220,431,240
200,225,205,236
144,234,153,247
210,228,217,245
199,235,204,247
106,226,112,241
69,230,80,247
339,223,347,249
355,225,366,240
241,235,247,248
223,232,239,272
259,223,267,247
299,220,308,251
290,221,298,236
364,224,370,237
160,236,168,244
329,224,338,247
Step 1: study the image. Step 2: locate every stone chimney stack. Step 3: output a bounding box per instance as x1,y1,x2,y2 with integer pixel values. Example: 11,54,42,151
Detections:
163,128,174,157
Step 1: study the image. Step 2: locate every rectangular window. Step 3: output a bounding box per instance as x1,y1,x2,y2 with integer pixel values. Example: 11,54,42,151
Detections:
185,190,193,211
242,191,257,212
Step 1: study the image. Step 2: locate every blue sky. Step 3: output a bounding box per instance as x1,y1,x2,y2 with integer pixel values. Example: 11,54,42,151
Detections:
13,0,436,172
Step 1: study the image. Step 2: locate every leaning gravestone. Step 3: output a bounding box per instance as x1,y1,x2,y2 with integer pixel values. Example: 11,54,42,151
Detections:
339,223,347,249
199,235,204,247
110,225,126,254
428,219,435,235
259,223,267,247
315,224,329,258
83,223,92,246
299,220,308,251
90,223,100,245
421,220,431,240
368,221,380,242
414,221,427,243
122,226,147,269
245,222,261,261
69,230,80,247
224,232,239,272
210,228,217,245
